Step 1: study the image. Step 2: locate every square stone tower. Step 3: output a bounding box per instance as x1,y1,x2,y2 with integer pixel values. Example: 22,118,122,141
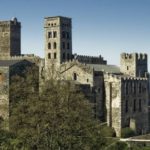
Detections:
0,18,21,58
120,53,148,78
44,16,72,70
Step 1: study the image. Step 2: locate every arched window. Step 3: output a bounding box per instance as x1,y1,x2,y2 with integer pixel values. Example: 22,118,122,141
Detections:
54,53,57,59
125,82,128,95
48,32,52,38
67,43,70,49
133,82,136,94
67,32,70,39
53,42,57,49
67,53,70,60
73,73,77,80
63,53,65,59
62,31,66,38
125,100,128,113
139,83,142,93
133,99,136,112
139,99,142,112
48,53,51,59
48,43,51,49
62,42,65,49
53,31,57,38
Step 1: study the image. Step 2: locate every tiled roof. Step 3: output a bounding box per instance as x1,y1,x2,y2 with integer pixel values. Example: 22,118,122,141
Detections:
0,60,22,67
87,64,120,73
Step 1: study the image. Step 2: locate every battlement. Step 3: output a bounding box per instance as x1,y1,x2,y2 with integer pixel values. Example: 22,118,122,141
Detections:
104,72,148,81
121,53,147,60
0,18,21,27
74,54,107,65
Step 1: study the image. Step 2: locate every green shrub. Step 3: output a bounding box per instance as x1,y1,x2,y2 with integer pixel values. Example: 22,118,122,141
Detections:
121,127,135,138
101,125,116,137
106,141,129,150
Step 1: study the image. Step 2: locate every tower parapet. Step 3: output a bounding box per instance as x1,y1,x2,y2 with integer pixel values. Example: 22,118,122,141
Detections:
74,54,107,65
120,53,148,77
0,18,21,58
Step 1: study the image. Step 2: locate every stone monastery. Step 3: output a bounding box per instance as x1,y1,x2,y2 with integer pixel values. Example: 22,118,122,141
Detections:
0,16,150,137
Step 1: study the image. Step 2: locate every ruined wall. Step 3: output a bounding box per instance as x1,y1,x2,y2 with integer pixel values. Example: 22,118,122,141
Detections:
104,72,149,137
93,71,105,120
121,77,149,135
0,67,9,129
104,73,122,136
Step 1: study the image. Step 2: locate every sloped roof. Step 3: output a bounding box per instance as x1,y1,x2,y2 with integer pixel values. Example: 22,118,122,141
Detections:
0,60,22,67
87,64,120,74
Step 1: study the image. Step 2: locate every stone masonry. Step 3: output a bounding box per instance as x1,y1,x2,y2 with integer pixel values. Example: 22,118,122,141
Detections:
0,16,149,137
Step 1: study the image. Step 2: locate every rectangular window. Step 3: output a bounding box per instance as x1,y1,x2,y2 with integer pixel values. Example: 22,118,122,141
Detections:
53,31,57,38
54,53,57,59
48,53,51,59
125,100,128,113
133,99,136,112
139,99,142,112
48,32,52,38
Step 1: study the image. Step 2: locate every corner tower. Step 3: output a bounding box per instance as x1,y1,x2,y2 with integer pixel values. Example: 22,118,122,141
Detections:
44,16,72,69
0,17,21,58
120,53,148,77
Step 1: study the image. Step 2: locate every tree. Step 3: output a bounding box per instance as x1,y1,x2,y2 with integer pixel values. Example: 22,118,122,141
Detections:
8,67,107,150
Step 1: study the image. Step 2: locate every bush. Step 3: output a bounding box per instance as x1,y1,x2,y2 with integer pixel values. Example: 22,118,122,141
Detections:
101,125,116,137
106,141,129,150
121,127,135,138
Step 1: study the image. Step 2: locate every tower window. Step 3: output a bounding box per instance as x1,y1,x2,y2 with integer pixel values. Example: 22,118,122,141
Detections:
133,83,136,94
125,100,128,113
53,31,57,38
48,53,51,59
62,31,66,38
67,43,70,49
63,53,65,59
67,53,70,60
125,83,128,95
48,43,51,49
139,99,142,112
139,83,142,93
54,53,57,59
73,73,77,80
127,66,129,70
133,99,136,112
53,42,57,49
62,42,65,49
48,32,52,38
67,32,70,39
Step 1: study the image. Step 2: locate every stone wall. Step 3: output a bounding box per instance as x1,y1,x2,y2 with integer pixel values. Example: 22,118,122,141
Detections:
0,67,9,129
120,53,147,77
0,18,21,57
121,77,149,135
104,73,122,136
74,54,107,65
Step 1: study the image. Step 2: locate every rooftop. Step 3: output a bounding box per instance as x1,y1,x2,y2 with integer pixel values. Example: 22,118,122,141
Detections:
0,60,22,67
87,64,120,74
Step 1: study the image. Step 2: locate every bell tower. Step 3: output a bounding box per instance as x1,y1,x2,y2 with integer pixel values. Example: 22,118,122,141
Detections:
44,16,72,70
0,17,21,58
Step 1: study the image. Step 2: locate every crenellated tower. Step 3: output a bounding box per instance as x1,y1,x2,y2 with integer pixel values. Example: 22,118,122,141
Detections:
120,53,148,77
44,16,72,71
0,17,21,58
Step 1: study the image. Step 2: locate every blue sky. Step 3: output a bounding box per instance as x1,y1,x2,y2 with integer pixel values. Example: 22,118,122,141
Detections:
0,0,150,68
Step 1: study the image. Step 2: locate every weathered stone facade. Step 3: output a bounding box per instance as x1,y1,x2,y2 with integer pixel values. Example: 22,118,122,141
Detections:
104,73,149,136
0,60,39,129
0,18,21,58
0,16,149,137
